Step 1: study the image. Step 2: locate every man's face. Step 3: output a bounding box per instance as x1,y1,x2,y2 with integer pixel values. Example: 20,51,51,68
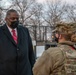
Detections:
5,12,19,28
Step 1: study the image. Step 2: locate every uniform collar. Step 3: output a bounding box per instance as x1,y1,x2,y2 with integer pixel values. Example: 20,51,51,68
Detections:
59,41,75,46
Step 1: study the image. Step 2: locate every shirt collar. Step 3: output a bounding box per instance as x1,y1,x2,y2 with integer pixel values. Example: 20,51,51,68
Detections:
6,24,17,32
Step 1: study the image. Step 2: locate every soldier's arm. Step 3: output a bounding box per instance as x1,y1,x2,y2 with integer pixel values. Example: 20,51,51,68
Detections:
33,50,52,75
33,48,65,75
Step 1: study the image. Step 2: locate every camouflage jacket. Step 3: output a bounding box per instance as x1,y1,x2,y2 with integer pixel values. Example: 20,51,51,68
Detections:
33,41,76,75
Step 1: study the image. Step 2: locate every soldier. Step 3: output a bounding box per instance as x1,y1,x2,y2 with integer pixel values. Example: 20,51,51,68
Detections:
33,23,76,75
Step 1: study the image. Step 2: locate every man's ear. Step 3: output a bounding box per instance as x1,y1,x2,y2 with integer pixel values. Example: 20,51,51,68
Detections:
5,17,9,25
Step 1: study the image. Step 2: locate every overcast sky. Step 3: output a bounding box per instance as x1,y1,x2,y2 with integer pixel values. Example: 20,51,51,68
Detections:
1,0,75,8
1,0,76,4
37,0,75,4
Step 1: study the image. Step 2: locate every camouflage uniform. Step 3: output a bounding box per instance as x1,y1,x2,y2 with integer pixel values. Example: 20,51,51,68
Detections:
33,23,76,75
52,41,76,75
33,41,76,75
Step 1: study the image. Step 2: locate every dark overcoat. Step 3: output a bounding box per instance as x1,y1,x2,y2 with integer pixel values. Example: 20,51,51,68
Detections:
0,24,35,75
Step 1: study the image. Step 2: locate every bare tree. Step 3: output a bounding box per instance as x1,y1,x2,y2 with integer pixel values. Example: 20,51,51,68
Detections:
43,0,67,28
0,0,5,25
26,3,44,40
9,0,36,25
65,4,76,22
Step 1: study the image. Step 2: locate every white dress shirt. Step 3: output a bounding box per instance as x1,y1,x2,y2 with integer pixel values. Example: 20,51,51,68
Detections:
6,25,17,36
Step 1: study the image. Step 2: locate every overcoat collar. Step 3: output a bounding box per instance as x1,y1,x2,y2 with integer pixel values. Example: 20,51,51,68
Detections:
1,24,21,46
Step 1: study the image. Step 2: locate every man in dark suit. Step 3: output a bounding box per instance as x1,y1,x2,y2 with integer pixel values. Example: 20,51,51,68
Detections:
0,9,35,75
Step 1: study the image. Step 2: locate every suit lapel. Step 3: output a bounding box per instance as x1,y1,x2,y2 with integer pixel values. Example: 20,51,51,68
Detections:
1,24,17,46
17,26,21,46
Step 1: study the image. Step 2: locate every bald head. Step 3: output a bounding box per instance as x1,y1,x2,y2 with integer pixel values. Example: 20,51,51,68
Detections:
6,9,18,18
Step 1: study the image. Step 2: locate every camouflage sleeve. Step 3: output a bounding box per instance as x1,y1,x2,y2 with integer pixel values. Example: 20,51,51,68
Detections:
33,48,65,75
33,50,52,75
